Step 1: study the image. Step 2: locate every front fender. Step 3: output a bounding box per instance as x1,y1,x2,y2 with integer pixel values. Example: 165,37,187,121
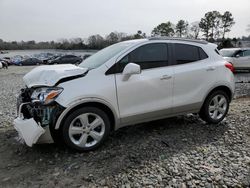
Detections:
54,98,119,130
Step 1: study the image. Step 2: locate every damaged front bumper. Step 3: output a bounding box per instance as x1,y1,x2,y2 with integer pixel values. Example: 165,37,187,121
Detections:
14,104,45,146
14,103,54,147
14,88,64,147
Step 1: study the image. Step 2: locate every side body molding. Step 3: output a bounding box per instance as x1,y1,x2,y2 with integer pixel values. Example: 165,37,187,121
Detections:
54,98,119,130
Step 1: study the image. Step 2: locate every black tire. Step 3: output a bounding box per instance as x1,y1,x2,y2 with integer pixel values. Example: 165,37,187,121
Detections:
61,107,111,151
199,90,230,124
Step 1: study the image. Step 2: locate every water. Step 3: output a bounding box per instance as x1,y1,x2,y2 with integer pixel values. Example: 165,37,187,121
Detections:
0,49,97,59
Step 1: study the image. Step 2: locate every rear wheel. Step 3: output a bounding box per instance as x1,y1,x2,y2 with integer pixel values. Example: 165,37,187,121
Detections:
62,107,110,151
199,90,229,124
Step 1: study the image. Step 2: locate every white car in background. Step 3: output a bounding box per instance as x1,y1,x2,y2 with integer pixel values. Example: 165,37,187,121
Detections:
14,38,235,151
220,48,250,70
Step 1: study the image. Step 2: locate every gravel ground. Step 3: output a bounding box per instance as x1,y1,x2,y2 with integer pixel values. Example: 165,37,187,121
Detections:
0,66,250,187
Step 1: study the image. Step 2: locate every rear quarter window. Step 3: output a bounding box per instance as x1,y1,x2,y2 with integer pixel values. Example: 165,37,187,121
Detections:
174,43,208,65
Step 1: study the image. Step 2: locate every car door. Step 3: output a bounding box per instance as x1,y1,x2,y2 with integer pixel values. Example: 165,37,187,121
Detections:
171,43,217,113
234,50,250,68
114,43,174,125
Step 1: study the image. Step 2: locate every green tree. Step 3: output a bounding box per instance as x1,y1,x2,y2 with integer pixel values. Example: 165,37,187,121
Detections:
175,20,188,37
210,11,221,39
151,22,175,37
199,11,221,40
232,37,238,47
134,30,146,39
218,38,234,49
221,11,235,39
199,15,211,40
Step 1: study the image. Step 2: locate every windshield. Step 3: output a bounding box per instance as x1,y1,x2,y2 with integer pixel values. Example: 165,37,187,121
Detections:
79,42,133,69
220,49,238,57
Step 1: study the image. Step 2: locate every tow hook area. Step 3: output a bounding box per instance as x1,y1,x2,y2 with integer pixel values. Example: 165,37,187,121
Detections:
14,103,45,147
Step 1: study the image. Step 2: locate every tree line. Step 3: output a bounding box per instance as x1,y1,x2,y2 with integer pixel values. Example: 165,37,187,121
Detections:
151,11,235,41
0,10,249,50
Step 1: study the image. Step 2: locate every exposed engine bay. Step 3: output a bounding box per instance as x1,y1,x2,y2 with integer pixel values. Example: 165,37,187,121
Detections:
18,87,64,128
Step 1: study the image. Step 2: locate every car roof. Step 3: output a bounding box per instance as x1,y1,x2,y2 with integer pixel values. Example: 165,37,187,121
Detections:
148,37,208,44
120,37,209,47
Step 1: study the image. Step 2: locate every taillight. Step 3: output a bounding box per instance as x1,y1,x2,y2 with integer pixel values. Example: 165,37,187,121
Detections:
225,62,235,73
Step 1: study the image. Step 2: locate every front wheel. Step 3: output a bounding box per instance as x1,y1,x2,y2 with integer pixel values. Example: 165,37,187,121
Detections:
61,107,110,151
199,90,230,124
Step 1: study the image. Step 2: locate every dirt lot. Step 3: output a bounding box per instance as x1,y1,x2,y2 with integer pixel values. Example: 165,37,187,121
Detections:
0,66,250,187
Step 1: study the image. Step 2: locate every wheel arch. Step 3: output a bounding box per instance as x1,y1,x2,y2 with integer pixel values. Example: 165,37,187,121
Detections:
203,85,233,106
55,99,118,131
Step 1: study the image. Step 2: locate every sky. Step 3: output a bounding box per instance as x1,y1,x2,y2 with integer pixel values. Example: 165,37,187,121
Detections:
0,0,249,42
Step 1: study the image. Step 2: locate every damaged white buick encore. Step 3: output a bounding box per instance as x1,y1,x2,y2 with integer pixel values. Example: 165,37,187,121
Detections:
14,38,235,151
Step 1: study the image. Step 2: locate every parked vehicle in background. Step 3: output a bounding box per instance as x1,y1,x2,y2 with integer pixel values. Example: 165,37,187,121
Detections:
0,62,2,69
45,54,62,64
0,60,8,69
19,58,42,66
220,48,250,70
34,53,55,64
10,55,24,66
1,57,11,65
14,38,235,151
48,55,82,65
0,51,8,54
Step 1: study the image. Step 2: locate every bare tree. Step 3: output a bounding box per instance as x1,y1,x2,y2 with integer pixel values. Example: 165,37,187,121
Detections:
106,32,120,45
88,35,104,49
189,21,200,39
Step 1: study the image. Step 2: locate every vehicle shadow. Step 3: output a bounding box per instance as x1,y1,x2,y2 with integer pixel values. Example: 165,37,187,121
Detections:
0,115,229,187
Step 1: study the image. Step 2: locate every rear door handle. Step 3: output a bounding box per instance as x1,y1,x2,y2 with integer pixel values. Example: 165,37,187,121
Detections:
160,75,172,80
206,66,216,71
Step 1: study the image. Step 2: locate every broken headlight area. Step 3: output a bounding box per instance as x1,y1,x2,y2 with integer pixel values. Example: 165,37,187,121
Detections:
31,87,63,105
18,87,64,127
15,87,65,146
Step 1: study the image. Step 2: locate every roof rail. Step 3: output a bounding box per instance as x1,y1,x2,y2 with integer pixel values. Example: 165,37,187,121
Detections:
148,37,208,44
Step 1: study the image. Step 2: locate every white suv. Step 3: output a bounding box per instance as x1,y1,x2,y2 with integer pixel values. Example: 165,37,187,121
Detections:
14,38,235,151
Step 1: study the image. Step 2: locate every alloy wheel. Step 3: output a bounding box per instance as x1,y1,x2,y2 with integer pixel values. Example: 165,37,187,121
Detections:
208,94,228,120
68,113,105,148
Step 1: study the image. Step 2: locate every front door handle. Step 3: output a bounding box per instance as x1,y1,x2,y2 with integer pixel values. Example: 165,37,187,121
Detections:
160,75,172,80
206,66,216,71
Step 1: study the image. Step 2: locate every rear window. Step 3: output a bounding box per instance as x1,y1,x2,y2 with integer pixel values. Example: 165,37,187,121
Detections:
174,44,208,64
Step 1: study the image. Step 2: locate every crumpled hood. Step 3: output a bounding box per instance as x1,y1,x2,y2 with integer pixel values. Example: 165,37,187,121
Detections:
23,64,88,88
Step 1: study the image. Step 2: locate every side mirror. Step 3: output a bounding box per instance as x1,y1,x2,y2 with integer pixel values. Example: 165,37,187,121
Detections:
235,54,240,58
122,63,141,76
